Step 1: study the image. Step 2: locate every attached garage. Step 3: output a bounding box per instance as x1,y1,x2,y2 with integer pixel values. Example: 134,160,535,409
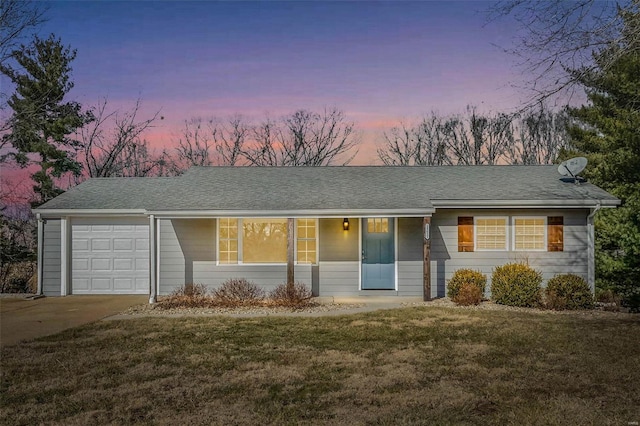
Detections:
71,218,149,294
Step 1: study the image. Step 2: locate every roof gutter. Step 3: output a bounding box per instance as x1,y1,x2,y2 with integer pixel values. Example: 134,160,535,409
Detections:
33,209,148,218
432,199,620,208
146,208,435,218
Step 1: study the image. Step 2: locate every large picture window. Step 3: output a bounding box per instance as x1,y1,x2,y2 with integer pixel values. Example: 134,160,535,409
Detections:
218,218,317,264
514,217,546,251
243,218,287,263
475,217,507,251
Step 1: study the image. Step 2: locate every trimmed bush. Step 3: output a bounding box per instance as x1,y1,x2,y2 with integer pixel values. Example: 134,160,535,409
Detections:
212,278,265,307
269,282,313,307
159,283,213,309
545,274,594,310
447,269,487,300
595,288,623,311
453,282,483,306
491,263,542,307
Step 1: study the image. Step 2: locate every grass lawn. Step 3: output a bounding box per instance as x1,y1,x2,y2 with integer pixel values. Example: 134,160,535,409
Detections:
1,307,639,425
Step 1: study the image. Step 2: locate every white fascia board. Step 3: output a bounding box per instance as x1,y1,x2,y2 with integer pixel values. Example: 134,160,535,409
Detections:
431,199,620,209
148,208,435,218
33,209,148,218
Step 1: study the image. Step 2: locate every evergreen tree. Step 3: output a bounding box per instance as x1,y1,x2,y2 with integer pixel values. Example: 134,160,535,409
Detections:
1,34,93,206
567,4,640,309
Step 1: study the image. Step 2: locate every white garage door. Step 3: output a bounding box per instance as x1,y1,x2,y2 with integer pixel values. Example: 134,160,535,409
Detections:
72,218,149,294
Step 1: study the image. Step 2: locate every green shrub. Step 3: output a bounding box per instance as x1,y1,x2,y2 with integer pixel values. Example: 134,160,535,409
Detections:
491,263,542,307
452,282,483,306
212,278,265,307
545,274,594,310
158,283,214,309
595,288,623,312
447,269,486,300
269,282,313,307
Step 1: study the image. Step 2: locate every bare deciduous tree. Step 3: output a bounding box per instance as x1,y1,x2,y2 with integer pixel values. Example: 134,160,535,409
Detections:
171,115,248,173
173,108,358,170
172,118,214,170
505,105,570,165
243,108,358,166
75,98,165,180
377,115,450,166
486,0,636,107
0,0,47,136
0,0,47,65
0,181,36,293
443,107,513,165
378,105,569,166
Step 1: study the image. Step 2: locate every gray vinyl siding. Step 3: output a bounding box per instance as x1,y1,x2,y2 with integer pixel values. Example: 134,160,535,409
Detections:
318,218,359,261
397,218,424,296
430,209,589,298
159,219,311,295
317,218,360,296
42,219,61,296
318,261,360,296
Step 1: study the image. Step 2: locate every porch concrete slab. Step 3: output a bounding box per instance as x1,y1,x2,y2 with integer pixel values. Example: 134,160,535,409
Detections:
0,295,147,348
331,296,424,305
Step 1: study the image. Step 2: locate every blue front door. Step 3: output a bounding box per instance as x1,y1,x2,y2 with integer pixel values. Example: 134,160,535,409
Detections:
362,218,395,290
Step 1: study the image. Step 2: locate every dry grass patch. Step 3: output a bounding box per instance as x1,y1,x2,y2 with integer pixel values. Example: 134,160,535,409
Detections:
1,307,639,425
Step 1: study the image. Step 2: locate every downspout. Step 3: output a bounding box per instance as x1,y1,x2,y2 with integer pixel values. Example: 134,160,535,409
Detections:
36,214,44,295
149,214,157,304
587,203,601,293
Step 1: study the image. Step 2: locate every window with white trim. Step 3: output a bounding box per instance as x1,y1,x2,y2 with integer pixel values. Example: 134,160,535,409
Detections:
514,217,546,251
296,219,316,264
218,218,317,264
219,218,238,264
475,217,508,250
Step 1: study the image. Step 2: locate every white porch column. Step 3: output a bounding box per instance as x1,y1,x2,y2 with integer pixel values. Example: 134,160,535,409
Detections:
36,214,44,295
60,217,69,296
149,214,157,304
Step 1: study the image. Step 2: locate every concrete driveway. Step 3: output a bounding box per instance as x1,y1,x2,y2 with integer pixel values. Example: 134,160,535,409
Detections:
0,295,147,347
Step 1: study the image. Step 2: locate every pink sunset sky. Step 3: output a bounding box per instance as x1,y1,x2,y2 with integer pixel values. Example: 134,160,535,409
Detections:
1,0,549,198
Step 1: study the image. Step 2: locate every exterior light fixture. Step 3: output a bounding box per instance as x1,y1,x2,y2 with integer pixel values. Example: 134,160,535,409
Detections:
343,218,350,231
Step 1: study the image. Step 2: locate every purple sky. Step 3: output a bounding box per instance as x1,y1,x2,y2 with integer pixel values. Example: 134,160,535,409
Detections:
9,0,527,166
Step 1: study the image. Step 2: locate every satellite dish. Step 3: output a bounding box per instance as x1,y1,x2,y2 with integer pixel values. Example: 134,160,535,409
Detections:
558,157,588,183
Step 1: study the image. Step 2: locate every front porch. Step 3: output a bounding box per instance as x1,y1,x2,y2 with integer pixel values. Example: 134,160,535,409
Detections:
149,216,433,303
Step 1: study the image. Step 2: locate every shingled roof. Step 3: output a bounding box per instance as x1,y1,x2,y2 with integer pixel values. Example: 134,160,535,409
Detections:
34,166,620,216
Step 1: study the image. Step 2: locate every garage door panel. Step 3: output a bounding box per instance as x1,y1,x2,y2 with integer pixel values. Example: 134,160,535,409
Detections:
114,258,133,271
72,218,149,294
113,239,134,251
73,239,90,250
91,258,112,270
73,258,90,271
135,258,148,271
91,278,111,290
74,278,90,291
136,238,149,250
91,239,111,251
114,278,134,290
135,278,148,291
